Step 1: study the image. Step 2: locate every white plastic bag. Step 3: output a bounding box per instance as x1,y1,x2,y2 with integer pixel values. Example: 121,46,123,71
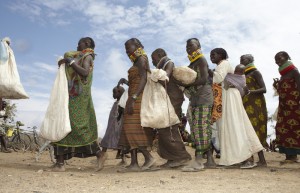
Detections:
0,41,8,64
173,66,197,85
141,69,180,128
118,88,128,108
40,62,71,142
0,39,29,99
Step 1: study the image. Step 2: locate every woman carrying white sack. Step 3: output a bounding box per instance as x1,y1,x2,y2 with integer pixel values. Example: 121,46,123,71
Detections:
0,37,29,99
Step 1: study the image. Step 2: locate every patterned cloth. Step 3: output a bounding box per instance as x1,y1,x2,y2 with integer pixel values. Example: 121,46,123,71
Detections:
211,83,222,123
224,73,246,97
100,101,123,149
118,64,153,150
275,78,300,155
242,75,268,147
190,105,212,155
53,49,99,159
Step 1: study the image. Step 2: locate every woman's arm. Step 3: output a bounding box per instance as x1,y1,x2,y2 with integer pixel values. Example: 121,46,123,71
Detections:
158,61,174,86
118,78,129,86
249,71,267,94
189,57,209,86
126,56,148,115
134,56,148,97
69,55,92,77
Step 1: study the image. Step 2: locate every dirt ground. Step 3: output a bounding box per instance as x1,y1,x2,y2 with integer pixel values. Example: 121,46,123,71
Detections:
0,147,299,193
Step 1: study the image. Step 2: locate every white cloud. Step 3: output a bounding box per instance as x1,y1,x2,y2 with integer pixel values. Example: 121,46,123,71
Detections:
96,48,130,81
34,62,57,73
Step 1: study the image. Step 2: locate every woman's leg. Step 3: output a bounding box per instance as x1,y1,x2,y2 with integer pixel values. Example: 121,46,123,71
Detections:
96,147,108,171
52,155,65,172
140,147,155,169
257,150,267,166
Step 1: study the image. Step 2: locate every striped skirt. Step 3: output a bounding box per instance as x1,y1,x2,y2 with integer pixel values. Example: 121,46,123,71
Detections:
118,96,153,150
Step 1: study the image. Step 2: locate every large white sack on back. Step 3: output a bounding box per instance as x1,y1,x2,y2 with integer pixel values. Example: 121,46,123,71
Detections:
40,62,71,142
141,69,180,129
0,39,29,99
172,66,197,85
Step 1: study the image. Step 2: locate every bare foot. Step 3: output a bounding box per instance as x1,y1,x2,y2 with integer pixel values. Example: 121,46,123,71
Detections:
181,159,204,172
169,159,189,168
141,158,156,170
256,161,267,167
204,161,217,169
240,161,257,169
51,164,65,172
159,160,173,168
96,152,108,172
117,160,127,166
118,164,140,173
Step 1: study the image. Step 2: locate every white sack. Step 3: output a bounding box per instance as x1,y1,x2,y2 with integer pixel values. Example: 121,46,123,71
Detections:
172,66,197,85
0,40,29,99
141,69,180,128
118,88,128,108
40,62,71,142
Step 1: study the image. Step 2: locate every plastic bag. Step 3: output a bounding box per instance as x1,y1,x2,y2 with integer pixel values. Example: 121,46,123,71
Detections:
40,62,71,142
118,89,128,108
0,41,8,65
0,40,29,99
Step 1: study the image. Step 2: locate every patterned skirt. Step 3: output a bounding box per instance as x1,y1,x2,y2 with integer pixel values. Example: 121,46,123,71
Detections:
118,96,153,150
275,78,300,154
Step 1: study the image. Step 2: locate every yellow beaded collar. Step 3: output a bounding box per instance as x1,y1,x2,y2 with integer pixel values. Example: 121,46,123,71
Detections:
129,48,147,63
188,49,204,63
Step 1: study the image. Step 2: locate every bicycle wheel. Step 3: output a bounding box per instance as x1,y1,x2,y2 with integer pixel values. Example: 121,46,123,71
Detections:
19,133,32,151
11,136,26,152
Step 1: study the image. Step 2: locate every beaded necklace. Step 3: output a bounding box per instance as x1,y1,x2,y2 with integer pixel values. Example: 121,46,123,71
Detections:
129,48,147,63
188,49,204,63
278,61,297,76
244,63,257,75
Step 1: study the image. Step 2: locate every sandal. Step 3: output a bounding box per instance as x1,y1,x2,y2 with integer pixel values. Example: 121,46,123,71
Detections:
240,161,257,169
181,166,204,172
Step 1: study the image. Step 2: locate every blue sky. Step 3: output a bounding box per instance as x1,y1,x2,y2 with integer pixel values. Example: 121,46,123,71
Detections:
1,0,300,137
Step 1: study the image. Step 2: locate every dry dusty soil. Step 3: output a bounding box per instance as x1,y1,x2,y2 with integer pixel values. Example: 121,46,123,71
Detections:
0,147,299,193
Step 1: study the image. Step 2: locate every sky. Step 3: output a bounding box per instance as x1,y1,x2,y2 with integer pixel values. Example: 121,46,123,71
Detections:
0,0,300,138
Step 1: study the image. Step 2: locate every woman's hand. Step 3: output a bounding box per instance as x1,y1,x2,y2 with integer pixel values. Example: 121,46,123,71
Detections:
118,78,128,86
273,78,279,89
126,98,135,115
58,59,66,67
208,69,214,77
244,87,250,95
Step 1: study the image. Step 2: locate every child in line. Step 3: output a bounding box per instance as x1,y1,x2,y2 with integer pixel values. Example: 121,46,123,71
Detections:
97,85,126,171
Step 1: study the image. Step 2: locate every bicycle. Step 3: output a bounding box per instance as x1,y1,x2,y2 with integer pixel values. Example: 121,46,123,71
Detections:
5,121,31,152
30,126,55,163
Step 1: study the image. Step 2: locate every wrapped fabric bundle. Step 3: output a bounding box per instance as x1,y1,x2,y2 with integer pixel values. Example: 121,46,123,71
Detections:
172,66,197,85
0,38,29,99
